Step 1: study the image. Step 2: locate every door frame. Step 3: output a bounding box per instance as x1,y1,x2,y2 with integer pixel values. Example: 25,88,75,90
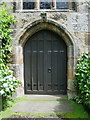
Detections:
15,19,79,98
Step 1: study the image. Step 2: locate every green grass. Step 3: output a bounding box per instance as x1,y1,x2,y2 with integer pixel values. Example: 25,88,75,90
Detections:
0,96,28,119
59,99,90,119
0,95,90,120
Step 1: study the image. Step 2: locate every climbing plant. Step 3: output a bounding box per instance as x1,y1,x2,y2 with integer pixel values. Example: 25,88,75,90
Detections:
0,3,21,97
74,53,90,110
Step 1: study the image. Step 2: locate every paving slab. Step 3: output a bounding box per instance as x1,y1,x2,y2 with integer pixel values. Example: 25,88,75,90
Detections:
13,95,74,114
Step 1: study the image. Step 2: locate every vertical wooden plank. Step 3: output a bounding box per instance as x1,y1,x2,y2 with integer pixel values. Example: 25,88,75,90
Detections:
44,31,47,92
30,39,33,91
57,38,67,93
57,39,61,91
51,40,58,91
24,39,31,93
47,40,52,91
62,42,67,93
53,40,58,91
38,40,44,91
32,39,38,90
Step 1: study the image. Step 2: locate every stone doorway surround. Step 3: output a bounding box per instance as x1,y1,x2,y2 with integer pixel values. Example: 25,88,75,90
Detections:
13,18,79,98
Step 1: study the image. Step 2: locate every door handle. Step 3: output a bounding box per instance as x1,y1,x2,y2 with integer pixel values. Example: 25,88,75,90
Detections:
48,67,52,73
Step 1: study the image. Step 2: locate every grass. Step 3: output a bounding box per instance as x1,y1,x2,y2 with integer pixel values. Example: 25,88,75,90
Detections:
0,95,90,120
60,99,90,119
0,96,27,119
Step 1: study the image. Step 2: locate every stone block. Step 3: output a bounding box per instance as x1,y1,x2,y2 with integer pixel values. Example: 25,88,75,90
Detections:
67,79,75,91
12,87,24,98
67,68,74,81
67,90,76,99
85,32,90,45
12,53,23,64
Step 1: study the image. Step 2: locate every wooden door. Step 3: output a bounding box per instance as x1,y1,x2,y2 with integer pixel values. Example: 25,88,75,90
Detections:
24,30,67,94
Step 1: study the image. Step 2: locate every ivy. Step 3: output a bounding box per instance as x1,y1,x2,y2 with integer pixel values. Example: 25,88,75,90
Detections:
0,3,21,97
74,53,90,110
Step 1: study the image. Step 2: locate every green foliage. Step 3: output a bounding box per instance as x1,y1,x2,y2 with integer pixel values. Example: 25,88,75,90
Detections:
0,3,21,97
74,53,90,110
0,69,21,97
0,3,15,65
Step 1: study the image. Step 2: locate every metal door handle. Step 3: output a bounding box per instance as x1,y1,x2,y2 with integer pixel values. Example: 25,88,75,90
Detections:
48,68,52,73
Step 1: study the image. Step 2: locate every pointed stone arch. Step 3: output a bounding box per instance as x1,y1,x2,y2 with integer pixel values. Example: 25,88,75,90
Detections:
19,19,75,47
15,19,78,98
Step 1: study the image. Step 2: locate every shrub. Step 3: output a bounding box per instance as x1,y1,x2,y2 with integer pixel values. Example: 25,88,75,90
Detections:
0,69,21,97
0,3,21,98
74,53,90,110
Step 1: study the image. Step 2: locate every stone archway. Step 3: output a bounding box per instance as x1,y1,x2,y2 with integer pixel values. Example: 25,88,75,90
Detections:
15,19,78,98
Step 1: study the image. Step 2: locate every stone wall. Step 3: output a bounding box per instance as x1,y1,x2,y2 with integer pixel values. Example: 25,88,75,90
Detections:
1,0,90,98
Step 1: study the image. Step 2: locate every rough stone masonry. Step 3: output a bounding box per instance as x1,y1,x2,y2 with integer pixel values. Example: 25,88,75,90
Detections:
0,0,90,98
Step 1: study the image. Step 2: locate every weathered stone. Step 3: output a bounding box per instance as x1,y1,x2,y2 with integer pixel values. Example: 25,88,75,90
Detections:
1,1,89,98
50,13,67,21
85,32,90,45
13,97,74,113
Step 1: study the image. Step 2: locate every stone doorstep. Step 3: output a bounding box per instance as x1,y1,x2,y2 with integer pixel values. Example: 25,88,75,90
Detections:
25,95,67,100
12,100,74,114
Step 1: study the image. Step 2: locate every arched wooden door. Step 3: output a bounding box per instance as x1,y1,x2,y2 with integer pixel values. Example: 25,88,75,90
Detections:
24,30,67,94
